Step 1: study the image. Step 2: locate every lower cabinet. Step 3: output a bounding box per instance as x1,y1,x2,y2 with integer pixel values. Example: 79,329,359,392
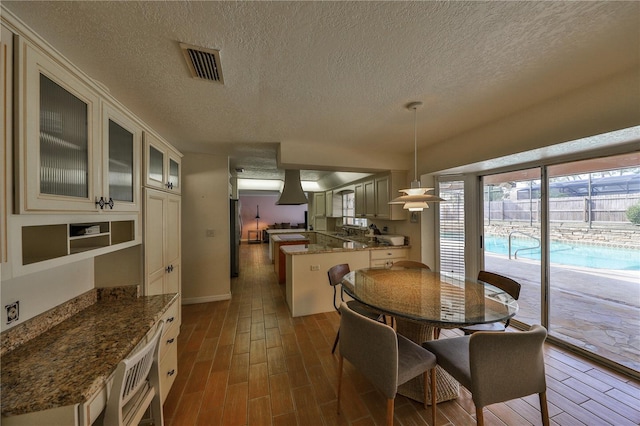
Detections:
159,297,180,403
370,248,409,268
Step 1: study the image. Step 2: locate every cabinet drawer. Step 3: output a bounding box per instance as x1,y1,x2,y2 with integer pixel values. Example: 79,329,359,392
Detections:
159,342,178,403
161,299,180,329
370,248,408,261
159,317,179,361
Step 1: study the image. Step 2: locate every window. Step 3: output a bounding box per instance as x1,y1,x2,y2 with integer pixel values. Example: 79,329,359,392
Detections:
438,180,465,278
342,192,367,227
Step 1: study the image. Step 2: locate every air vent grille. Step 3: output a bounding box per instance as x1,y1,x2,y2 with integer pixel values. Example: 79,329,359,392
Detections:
180,42,224,83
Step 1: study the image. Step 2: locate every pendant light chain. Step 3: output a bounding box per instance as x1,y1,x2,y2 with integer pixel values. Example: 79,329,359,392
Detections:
387,101,445,211
413,105,418,183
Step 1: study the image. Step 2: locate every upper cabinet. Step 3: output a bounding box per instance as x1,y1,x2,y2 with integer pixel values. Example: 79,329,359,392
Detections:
1,24,13,263
313,191,326,217
354,171,407,220
101,101,141,212
15,37,141,213
144,132,182,194
325,190,342,217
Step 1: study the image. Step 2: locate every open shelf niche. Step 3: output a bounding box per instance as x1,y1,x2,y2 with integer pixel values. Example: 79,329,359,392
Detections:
22,220,136,265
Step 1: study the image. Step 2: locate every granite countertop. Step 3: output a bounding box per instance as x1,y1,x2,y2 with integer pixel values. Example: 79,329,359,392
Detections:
1,293,178,417
281,241,409,255
272,233,308,242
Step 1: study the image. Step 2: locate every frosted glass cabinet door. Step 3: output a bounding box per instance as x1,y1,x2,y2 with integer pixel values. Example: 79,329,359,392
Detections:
168,155,181,194
143,132,182,194
144,133,166,191
101,102,141,211
18,37,100,212
39,74,89,198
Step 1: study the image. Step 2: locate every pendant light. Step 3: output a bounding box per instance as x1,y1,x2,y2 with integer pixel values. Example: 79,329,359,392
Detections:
389,101,444,211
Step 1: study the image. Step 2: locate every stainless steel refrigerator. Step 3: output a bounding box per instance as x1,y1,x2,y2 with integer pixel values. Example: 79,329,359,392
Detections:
230,199,241,277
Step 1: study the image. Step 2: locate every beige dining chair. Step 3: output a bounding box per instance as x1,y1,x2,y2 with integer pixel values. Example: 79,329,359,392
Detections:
337,302,437,426
422,325,549,426
102,321,165,426
328,263,383,354
393,260,431,269
460,270,521,335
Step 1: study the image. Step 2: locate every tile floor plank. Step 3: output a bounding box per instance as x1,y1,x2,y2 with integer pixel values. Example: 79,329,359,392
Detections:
164,243,639,426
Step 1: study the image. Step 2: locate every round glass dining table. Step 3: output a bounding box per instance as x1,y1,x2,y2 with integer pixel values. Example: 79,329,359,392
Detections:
341,266,519,404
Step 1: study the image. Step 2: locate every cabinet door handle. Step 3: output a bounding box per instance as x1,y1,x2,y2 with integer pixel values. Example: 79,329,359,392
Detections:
166,264,174,273
95,196,115,209
95,196,106,209
166,338,175,344
166,316,174,323
166,182,173,189
167,369,175,377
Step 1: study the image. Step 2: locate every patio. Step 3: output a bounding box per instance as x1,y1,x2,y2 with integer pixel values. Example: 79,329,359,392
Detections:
485,253,640,374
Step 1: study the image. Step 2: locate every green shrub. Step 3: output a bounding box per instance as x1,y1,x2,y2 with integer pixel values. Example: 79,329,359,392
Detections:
626,203,640,225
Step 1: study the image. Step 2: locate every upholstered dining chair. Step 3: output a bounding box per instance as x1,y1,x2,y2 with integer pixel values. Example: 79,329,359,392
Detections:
393,260,431,269
328,263,382,354
102,321,165,426
422,325,549,426
459,270,521,335
337,302,437,426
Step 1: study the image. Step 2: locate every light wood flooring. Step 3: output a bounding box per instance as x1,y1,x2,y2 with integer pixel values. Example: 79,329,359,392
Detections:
163,243,640,425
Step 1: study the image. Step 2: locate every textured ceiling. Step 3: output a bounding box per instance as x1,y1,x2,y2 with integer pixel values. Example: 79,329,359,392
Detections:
4,1,639,181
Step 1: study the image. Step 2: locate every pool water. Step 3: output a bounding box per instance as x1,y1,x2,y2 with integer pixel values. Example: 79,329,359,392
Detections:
484,235,640,271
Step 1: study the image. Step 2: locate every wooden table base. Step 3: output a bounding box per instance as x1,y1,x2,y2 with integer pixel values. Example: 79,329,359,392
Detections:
396,318,459,404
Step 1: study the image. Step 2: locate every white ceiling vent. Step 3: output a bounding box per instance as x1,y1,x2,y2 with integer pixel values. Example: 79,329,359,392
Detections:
180,42,224,84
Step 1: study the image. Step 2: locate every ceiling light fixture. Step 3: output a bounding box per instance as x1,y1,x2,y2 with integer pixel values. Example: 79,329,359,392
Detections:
389,101,444,212
276,170,309,205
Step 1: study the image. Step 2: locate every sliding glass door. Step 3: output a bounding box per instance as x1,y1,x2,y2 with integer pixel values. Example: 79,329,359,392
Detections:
482,168,542,327
480,153,639,374
546,154,639,373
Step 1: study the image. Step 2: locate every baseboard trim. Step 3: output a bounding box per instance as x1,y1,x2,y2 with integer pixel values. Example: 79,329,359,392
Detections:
181,293,232,305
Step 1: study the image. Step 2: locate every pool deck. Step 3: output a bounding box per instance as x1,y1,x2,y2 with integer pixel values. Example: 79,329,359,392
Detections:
485,253,640,373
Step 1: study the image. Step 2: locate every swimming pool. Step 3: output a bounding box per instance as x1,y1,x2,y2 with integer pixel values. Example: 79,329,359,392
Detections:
484,235,640,271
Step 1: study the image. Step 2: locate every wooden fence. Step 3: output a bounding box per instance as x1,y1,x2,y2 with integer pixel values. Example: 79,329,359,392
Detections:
483,194,640,224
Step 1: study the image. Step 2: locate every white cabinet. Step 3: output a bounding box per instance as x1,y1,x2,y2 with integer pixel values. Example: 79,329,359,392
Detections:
144,188,181,296
354,172,407,220
100,101,142,212
354,182,365,217
15,37,141,213
144,132,182,195
158,298,180,403
364,180,376,217
1,24,13,264
313,192,326,217
325,190,341,217
370,248,409,268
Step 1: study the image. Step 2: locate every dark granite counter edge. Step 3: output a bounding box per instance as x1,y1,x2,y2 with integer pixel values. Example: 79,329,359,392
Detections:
1,289,178,417
282,243,411,255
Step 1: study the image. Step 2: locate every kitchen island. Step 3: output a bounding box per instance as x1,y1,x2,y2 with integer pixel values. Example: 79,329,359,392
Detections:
281,241,409,317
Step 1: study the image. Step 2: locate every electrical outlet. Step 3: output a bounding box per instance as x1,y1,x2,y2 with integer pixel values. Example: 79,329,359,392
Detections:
5,301,19,325
310,265,320,271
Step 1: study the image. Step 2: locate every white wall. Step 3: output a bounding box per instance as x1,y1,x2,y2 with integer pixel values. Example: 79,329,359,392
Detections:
181,152,232,304
0,259,94,332
418,69,640,175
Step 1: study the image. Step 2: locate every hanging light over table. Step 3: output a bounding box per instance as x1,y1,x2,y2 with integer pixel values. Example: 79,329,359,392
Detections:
389,101,444,211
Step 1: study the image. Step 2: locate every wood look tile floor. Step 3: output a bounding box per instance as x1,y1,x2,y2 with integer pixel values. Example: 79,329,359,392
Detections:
163,243,640,426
